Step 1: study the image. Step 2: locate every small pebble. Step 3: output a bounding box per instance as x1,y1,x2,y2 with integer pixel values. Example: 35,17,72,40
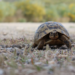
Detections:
0,69,4,75
72,57,75,61
68,66,75,73
34,62,42,65
48,70,53,75
25,59,31,64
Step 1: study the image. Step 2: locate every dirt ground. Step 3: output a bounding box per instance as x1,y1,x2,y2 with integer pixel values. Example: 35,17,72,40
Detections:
0,22,75,75
0,22,75,40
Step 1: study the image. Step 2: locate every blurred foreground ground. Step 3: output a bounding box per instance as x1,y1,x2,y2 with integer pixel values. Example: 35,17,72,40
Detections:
0,23,75,75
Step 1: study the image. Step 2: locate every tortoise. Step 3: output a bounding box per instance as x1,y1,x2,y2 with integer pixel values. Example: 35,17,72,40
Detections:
32,21,72,50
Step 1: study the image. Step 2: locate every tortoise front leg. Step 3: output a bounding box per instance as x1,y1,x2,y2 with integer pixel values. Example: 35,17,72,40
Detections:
32,43,37,48
37,40,45,50
45,40,53,44
59,35,71,50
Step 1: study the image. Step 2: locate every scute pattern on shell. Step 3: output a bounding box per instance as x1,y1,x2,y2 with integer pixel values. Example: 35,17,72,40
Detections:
34,21,70,42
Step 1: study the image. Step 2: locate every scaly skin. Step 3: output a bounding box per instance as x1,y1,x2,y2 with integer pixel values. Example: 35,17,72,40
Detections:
59,35,71,50
32,34,72,50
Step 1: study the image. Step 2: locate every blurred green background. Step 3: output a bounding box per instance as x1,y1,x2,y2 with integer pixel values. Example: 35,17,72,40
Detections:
0,0,75,22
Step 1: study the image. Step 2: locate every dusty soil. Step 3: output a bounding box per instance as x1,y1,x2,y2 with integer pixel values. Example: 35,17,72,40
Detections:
0,22,75,40
0,22,75,75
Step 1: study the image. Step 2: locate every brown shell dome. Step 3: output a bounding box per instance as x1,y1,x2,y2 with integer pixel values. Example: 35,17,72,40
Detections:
34,21,70,42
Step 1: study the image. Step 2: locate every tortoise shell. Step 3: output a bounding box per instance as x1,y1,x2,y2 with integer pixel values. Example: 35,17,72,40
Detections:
34,21,70,43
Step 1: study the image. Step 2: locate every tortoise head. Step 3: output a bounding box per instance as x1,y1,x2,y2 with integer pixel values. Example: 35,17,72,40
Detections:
49,30,59,39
